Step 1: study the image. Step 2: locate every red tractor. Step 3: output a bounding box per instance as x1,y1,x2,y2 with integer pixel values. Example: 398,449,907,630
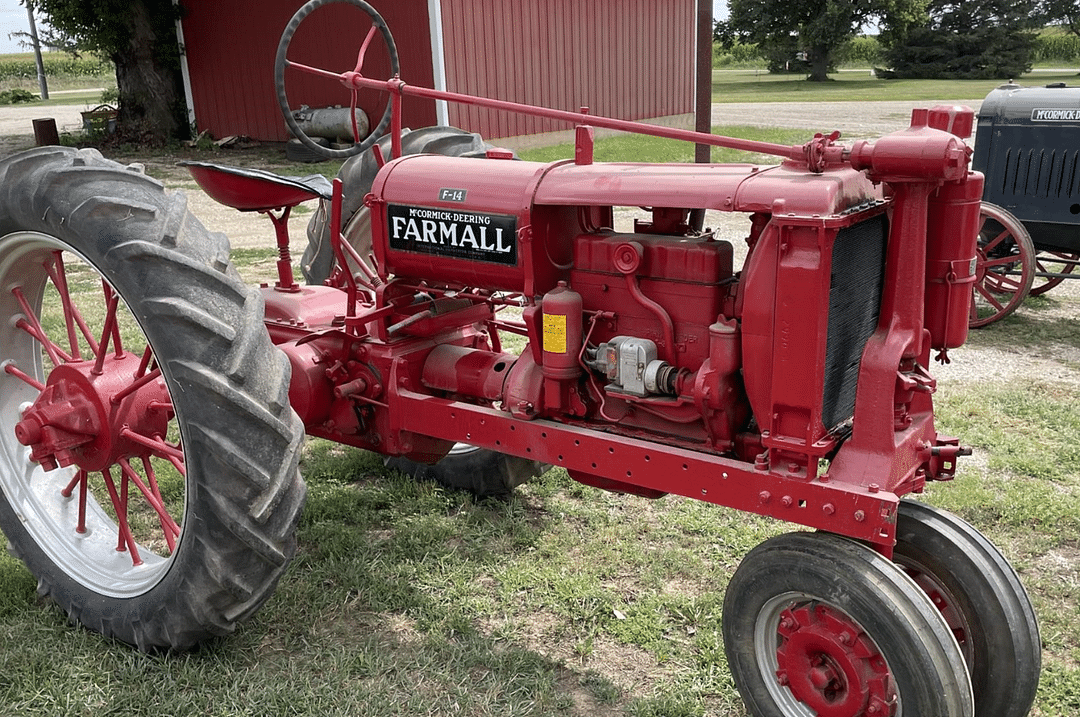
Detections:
0,2,1040,716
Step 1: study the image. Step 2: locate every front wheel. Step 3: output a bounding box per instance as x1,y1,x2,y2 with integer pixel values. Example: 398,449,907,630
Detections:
895,500,1040,717
0,148,306,650
723,531,972,717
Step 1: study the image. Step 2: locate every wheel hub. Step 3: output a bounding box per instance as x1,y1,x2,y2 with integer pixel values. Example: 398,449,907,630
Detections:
775,603,897,717
15,353,171,472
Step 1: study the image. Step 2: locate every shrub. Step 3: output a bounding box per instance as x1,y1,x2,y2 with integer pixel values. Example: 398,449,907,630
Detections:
0,88,38,105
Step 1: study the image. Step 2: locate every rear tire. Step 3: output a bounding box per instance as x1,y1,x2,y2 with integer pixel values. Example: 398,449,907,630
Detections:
386,444,545,498
0,147,306,650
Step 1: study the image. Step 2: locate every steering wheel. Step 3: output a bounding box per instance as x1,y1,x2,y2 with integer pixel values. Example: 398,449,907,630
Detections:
274,0,400,159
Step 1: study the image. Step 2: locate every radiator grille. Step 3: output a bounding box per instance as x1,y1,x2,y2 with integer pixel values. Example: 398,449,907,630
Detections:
821,216,888,429
998,146,1080,200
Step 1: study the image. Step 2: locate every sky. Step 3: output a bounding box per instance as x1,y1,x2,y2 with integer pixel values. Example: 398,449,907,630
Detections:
0,1,729,55
0,0,37,55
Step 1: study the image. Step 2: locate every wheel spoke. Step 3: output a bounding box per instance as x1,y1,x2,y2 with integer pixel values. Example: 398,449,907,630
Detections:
141,455,180,534
58,469,90,534
44,253,100,356
975,283,1005,311
12,287,70,367
988,273,1022,292
981,226,1010,253
102,282,125,358
134,345,154,380
982,255,1021,269
120,427,185,465
110,367,162,406
3,361,45,391
119,458,180,553
100,467,142,566
91,289,121,376
42,252,84,360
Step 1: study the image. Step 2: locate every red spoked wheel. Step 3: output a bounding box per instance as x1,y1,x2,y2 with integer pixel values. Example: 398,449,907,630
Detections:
723,532,972,717
274,0,400,159
0,147,306,650
970,203,1035,328
895,501,1040,717
1029,250,1079,297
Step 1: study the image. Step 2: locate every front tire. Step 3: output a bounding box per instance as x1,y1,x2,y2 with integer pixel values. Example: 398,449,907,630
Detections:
723,532,973,717
0,147,306,650
895,500,1040,717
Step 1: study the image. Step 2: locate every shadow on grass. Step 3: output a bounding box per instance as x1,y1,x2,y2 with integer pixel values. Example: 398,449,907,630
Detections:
0,442,711,717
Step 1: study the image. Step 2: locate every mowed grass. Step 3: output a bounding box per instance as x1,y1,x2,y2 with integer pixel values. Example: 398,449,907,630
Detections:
518,126,812,165
710,69,1080,103
2,131,1079,717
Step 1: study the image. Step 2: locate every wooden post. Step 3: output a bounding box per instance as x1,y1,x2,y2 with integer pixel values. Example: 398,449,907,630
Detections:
694,0,712,164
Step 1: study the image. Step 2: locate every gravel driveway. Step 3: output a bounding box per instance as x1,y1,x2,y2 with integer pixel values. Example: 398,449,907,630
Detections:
711,99,983,141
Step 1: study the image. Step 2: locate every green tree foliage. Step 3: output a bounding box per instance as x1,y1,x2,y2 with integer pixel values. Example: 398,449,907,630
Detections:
881,0,1040,79
715,0,924,81
27,0,186,143
1038,0,1080,39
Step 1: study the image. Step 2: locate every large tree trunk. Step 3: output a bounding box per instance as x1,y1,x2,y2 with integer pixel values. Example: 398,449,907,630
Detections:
807,46,831,82
112,1,185,144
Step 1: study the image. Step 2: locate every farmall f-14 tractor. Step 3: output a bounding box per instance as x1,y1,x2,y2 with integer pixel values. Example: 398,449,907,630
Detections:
0,2,1041,716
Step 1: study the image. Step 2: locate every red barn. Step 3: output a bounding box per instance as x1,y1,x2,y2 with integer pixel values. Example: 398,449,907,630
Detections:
178,0,697,143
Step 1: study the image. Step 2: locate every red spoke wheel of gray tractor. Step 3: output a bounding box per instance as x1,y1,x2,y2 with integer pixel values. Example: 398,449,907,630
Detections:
723,532,972,717
0,147,306,650
895,500,1040,717
1029,250,1079,297
970,202,1035,328
274,0,400,160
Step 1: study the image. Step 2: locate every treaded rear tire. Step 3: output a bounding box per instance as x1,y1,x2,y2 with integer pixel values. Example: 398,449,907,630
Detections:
386,445,545,498
0,147,306,651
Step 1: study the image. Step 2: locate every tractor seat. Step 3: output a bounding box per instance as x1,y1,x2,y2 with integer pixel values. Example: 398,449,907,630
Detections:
178,160,333,212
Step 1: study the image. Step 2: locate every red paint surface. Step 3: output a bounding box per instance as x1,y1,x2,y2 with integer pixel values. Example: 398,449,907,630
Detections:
181,1,437,141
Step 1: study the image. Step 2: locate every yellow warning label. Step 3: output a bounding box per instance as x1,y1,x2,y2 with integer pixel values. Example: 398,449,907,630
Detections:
543,314,567,354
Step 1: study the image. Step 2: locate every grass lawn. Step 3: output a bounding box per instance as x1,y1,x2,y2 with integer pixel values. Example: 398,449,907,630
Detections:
1,81,1078,717
711,69,1080,103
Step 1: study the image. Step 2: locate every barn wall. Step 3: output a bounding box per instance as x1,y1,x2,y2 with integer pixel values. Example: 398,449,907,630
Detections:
438,0,694,139
180,1,437,142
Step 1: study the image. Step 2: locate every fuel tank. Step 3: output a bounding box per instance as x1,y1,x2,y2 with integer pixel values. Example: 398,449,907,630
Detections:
370,154,883,297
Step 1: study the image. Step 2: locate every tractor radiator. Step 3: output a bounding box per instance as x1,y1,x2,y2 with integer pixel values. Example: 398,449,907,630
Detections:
995,146,1080,201
821,215,888,429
